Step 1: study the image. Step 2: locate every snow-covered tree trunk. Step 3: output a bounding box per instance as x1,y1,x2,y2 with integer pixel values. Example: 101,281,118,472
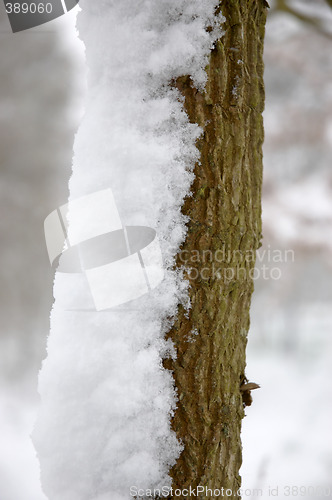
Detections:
33,1,266,499
165,1,266,493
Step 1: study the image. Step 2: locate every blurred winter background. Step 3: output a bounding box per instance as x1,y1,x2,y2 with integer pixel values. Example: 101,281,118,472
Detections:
0,1,331,499
0,3,84,499
241,0,332,497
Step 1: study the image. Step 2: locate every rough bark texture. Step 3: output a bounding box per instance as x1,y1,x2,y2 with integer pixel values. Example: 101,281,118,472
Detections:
164,1,267,497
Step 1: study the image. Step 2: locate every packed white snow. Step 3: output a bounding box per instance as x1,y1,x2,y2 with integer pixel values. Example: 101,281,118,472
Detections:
33,2,224,499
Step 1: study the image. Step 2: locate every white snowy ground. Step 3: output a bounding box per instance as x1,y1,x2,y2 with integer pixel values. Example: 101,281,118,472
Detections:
241,342,332,498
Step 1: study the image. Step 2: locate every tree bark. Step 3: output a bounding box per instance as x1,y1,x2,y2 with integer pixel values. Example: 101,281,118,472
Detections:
164,1,267,496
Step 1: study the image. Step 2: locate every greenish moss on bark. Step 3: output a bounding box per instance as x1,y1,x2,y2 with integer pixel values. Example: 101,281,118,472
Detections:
164,1,267,497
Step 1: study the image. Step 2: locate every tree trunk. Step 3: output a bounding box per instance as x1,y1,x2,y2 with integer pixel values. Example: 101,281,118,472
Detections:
164,1,267,496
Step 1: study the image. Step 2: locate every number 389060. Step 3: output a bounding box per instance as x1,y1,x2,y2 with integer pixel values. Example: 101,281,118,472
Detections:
5,3,53,14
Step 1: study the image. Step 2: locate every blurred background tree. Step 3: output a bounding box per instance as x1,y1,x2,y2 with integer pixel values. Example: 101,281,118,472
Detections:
271,0,332,38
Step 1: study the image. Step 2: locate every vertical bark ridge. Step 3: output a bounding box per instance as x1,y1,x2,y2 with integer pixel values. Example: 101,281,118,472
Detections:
164,1,267,496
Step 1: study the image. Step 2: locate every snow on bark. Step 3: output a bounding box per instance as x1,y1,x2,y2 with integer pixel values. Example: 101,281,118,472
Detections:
33,2,223,499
